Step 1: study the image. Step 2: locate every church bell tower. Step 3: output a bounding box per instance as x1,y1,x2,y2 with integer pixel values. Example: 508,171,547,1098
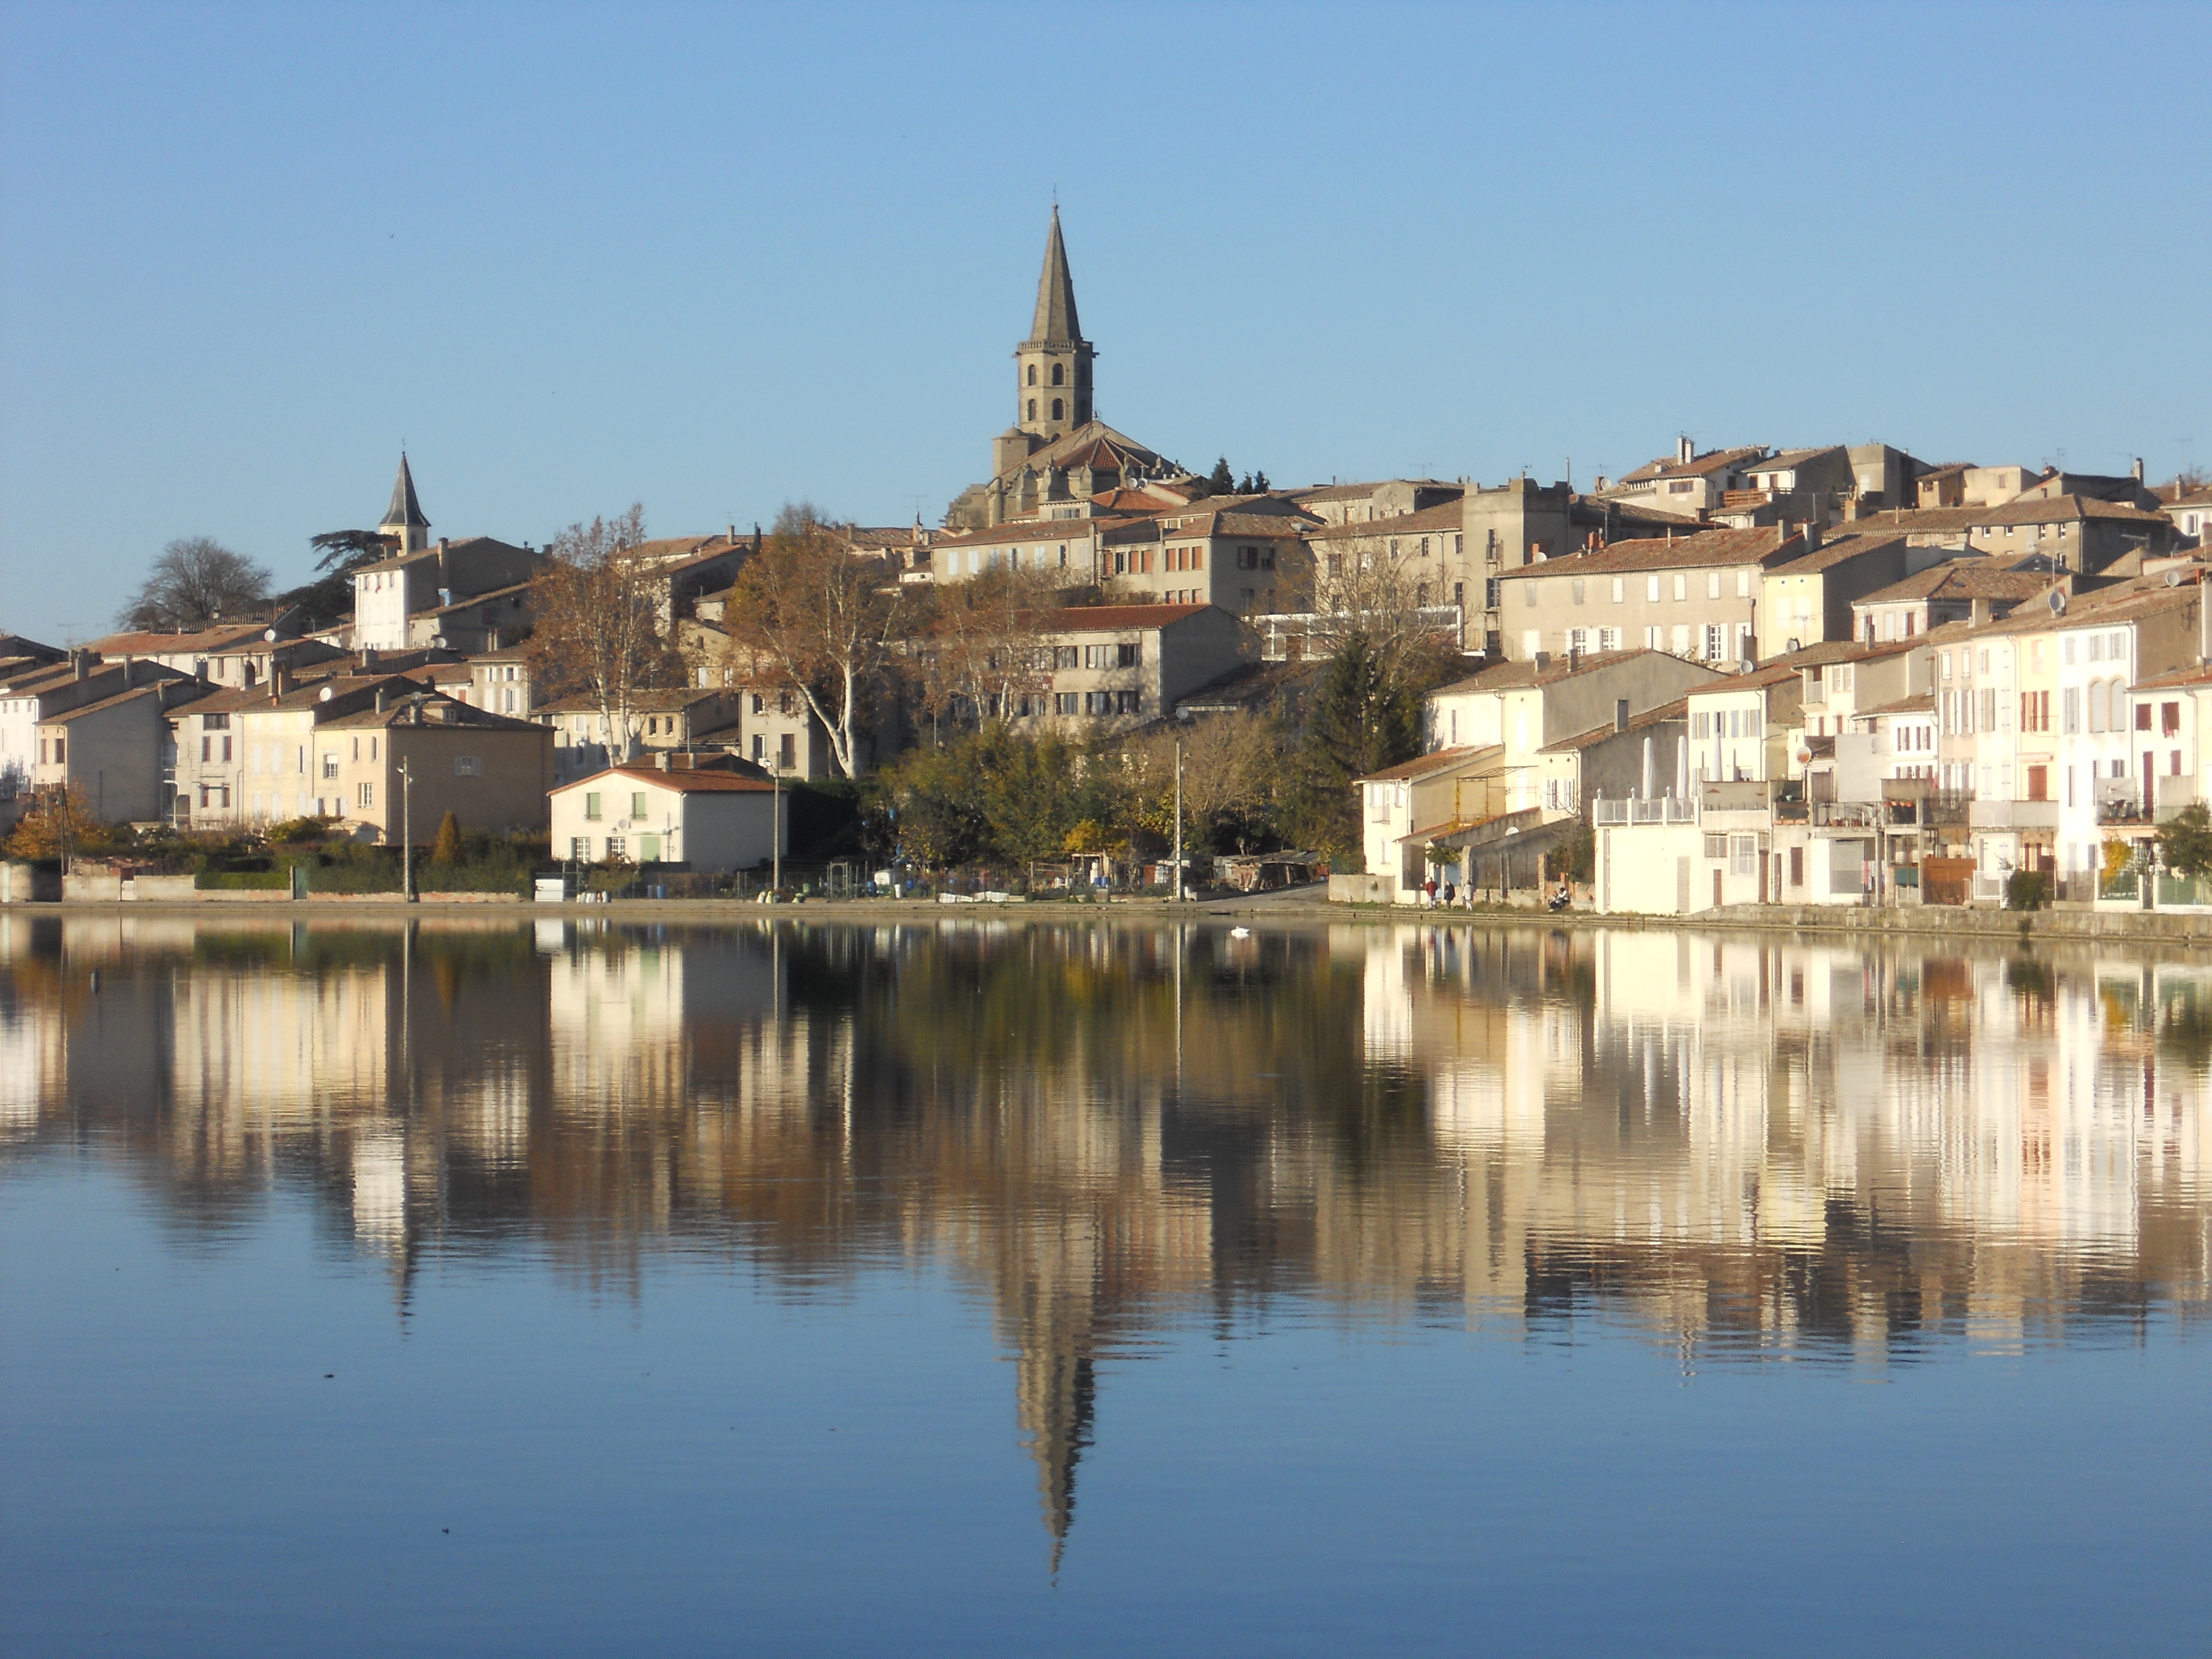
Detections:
1014,207,1093,444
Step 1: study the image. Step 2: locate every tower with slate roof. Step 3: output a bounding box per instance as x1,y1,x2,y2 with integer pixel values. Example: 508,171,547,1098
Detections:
1014,207,1093,445
378,453,431,556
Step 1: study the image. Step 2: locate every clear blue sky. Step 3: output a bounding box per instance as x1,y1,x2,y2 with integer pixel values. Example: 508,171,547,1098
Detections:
3,1,2207,645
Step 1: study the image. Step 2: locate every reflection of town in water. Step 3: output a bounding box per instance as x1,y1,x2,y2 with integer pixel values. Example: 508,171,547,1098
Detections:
4,912,2209,1559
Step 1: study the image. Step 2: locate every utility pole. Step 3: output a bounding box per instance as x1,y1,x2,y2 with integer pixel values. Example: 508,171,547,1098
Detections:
400,758,415,903
1173,737,1184,903
771,758,782,896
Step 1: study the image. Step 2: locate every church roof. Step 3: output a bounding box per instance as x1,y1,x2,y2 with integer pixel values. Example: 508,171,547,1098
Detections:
990,420,1174,491
381,455,429,533
1027,207,1083,346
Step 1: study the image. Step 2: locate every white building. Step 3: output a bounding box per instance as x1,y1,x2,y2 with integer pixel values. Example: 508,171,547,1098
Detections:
549,760,784,873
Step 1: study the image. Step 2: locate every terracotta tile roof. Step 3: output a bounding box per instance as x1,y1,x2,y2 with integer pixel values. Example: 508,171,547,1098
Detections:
935,520,1102,550
1853,693,1937,718
1290,479,1458,504
2131,664,2212,692
1353,745,1500,785
1752,445,1846,472
354,534,534,577
538,687,734,714
1769,530,1908,572
1431,648,1689,695
319,695,542,732
84,624,278,656
1306,500,1465,541
1540,700,1689,752
1854,562,2058,605
1045,603,1215,632
554,764,775,795
166,672,416,715
1502,524,1807,577
1618,444,1766,484
35,685,174,723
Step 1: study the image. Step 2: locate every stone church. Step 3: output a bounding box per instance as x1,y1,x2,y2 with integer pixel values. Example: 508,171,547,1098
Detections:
944,209,1188,530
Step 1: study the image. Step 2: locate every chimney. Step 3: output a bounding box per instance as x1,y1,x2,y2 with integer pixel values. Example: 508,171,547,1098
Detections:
655,750,670,771
362,646,379,672
1615,697,1629,733
71,649,87,681
1678,435,1695,465
1803,520,1821,554
2133,457,2146,483
374,686,387,713
1777,521,1789,549
272,662,290,701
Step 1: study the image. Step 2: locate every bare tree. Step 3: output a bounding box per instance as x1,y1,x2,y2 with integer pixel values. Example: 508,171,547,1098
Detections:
527,504,683,766
1302,527,1458,688
119,536,274,631
908,566,1061,735
722,505,909,778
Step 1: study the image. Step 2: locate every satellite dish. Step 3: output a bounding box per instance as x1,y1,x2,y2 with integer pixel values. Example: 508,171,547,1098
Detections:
2168,568,2184,588
263,628,279,641
1785,637,1801,652
318,686,334,702
2048,588,2068,615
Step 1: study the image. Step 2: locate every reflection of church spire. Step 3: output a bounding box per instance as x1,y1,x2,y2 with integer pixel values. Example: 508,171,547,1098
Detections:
1014,1280,1098,1576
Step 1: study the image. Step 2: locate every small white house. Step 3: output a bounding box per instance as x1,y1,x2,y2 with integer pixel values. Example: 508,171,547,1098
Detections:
549,761,783,872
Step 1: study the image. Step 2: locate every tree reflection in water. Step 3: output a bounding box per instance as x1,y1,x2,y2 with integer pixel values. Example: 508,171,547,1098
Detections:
4,912,2209,1556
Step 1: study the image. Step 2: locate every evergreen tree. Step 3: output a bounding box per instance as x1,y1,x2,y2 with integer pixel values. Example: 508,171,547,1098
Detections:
1287,634,1423,864
1206,457,1235,496
430,810,464,865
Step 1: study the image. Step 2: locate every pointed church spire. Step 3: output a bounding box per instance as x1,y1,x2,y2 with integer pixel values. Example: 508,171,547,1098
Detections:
1028,206,1082,346
380,453,430,549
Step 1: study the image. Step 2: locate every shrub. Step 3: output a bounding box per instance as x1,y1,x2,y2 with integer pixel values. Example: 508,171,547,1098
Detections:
2006,869,2050,911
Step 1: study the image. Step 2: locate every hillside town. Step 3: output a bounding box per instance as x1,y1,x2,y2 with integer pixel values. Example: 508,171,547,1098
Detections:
6,208,2211,914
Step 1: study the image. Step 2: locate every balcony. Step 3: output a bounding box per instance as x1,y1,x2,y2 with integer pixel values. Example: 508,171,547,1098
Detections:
1970,798,2060,830
1594,796,1696,826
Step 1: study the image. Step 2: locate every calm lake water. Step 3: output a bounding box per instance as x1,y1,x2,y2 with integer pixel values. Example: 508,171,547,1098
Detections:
2,912,2208,1656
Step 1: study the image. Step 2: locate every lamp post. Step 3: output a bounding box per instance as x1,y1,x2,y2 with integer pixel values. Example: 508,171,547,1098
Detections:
771,757,782,897
400,758,415,903
1172,737,1184,903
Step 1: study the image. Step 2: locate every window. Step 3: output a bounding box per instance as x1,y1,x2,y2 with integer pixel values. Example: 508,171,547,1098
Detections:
1703,833,1726,859
1703,625,1725,660
630,792,648,818
1693,712,1710,739
1672,574,1687,602
1788,847,1803,886
1571,578,1585,605
1646,576,1661,602
1484,578,1501,609
1599,627,1620,651
2163,702,2180,737
357,781,374,808
1027,398,1037,420
1611,577,1624,603
570,837,589,861
1707,571,1721,600
1736,570,1751,598
1052,645,1080,670
1522,583,1536,608
1027,364,1037,385
1055,692,1079,715
321,752,338,780
1051,398,1063,421
454,755,481,777
2062,687,2081,733
584,792,602,820
780,733,796,769
1731,835,1757,875
2026,765,2048,802
1051,363,1063,386
606,836,625,861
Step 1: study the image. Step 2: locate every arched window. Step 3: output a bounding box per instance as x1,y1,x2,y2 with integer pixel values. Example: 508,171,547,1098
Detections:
1051,397,1063,421
1051,363,1064,386
1027,398,1037,421
1026,364,1037,386
2109,680,2127,733
2088,683,2105,733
